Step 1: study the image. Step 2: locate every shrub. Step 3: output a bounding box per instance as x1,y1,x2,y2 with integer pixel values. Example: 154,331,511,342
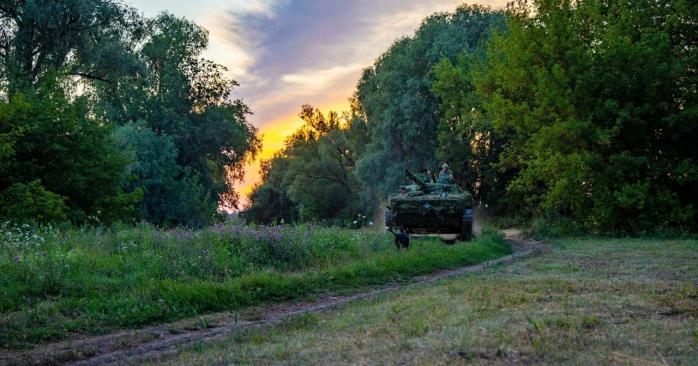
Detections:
0,181,68,224
524,214,586,240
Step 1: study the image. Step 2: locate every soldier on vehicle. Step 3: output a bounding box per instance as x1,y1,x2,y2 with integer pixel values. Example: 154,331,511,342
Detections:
438,163,454,184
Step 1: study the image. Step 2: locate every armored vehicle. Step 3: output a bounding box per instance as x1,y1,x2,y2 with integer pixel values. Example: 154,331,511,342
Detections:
385,170,473,241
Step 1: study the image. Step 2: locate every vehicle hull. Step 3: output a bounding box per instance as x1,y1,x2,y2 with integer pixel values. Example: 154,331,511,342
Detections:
386,194,473,239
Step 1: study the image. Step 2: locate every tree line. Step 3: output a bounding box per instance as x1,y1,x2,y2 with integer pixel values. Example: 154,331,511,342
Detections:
0,1,260,227
244,0,697,234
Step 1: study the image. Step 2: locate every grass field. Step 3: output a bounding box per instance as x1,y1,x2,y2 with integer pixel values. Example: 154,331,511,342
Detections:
0,222,510,349
165,237,698,365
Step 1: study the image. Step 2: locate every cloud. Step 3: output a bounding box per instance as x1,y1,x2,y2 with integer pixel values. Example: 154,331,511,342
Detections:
199,1,288,83
129,0,510,207
224,0,478,126
226,0,285,17
220,0,481,207
281,63,364,91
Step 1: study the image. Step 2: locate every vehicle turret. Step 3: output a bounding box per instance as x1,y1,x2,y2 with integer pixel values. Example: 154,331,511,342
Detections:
404,170,430,193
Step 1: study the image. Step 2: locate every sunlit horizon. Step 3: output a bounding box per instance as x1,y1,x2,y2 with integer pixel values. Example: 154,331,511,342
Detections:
127,0,509,208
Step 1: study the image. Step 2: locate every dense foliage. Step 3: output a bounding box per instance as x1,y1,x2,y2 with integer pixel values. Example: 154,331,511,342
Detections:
0,84,141,224
0,1,259,226
355,6,505,197
1,1,695,233
474,0,697,232
244,5,504,225
246,1,697,233
95,14,261,220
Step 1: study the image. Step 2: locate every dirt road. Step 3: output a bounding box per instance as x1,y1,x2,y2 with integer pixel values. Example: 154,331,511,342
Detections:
2,238,545,366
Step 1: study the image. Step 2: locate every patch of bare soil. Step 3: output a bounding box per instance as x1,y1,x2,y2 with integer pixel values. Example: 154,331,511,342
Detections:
502,228,524,240
1,237,544,366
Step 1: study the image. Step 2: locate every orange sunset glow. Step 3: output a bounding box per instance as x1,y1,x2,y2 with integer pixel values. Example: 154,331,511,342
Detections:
237,100,352,201
128,0,510,209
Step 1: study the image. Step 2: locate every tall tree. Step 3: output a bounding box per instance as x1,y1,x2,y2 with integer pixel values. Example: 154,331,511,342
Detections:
355,5,504,197
0,0,145,224
243,104,371,224
432,51,513,213
475,0,698,232
0,0,142,95
96,13,261,222
0,3,260,226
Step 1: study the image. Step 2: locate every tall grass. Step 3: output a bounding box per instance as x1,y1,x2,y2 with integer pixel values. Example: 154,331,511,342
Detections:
0,221,510,348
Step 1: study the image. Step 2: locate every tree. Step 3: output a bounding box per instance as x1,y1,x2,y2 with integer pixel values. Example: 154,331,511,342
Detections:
0,90,26,175
243,105,371,224
475,0,698,232
113,121,224,227
0,81,140,223
113,121,174,225
355,5,504,198
0,0,142,95
0,180,69,224
96,13,261,217
432,45,512,213
242,162,298,226
0,4,260,226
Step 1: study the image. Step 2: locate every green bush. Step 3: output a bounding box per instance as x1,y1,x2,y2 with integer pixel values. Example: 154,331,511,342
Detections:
524,214,586,240
0,87,141,225
0,181,68,224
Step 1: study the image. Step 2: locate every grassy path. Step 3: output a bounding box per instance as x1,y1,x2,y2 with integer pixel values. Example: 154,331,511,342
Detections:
0,234,512,365
161,237,697,365
71,240,541,366
0,226,510,351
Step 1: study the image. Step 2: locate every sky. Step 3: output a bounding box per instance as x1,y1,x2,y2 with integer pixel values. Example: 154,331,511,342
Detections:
127,0,508,207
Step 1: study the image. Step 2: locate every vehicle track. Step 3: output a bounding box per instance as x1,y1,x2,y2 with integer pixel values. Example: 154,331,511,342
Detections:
2,239,546,366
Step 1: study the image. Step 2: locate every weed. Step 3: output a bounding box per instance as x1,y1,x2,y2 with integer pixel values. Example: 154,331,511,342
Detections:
280,313,319,331
0,222,510,348
162,237,697,365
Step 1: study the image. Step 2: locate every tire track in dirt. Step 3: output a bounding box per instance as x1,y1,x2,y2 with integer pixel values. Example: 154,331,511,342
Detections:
2,239,546,366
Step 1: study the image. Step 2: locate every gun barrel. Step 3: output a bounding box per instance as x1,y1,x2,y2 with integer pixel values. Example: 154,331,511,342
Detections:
405,170,429,191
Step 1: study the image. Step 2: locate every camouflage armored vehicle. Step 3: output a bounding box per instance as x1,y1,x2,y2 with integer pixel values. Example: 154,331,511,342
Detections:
385,170,473,241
